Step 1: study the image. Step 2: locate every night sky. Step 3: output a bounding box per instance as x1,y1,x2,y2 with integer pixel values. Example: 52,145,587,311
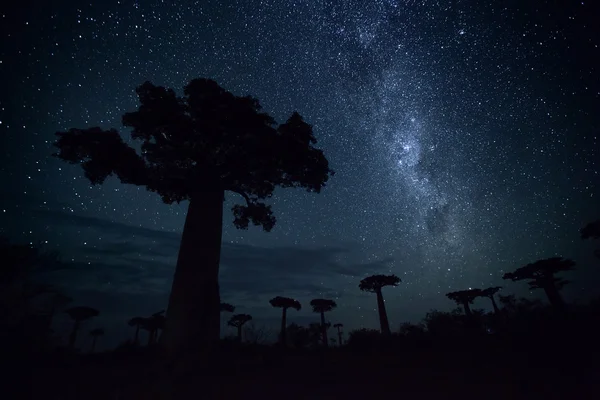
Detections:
1,0,599,348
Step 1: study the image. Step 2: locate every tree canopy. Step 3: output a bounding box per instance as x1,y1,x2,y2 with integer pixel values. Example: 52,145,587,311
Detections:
358,274,401,292
65,306,99,322
53,78,333,232
480,286,502,297
445,289,482,305
219,303,236,313
269,296,301,310
502,257,575,291
228,314,253,328
310,299,337,313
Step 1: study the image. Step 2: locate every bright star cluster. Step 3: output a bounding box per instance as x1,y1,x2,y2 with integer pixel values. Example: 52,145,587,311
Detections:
0,0,598,345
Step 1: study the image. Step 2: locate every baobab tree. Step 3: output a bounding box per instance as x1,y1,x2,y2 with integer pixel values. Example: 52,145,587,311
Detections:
65,306,99,348
445,289,482,318
310,299,337,348
53,78,333,359
503,257,575,310
89,328,104,353
269,296,301,346
46,292,72,331
333,323,344,345
228,314,253,342
220,303,235,313
128,317,145,344
480,286,502,314
581,220,600,259
359,274,401,335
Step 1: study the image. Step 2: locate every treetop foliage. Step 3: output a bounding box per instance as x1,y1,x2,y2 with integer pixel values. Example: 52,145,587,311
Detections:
358,274,401,293
54,78,333,232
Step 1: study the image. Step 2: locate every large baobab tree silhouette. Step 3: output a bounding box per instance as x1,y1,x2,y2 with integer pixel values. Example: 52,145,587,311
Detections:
581,220,600,259
128,317,145,344
228,314,252,342
503,257,575,310
89,328,104,353
269,296,301,346
65,306,99,348
333,323,344,345
53,78,333,359
310,299,337,348
480,286,502,314
358,274,401,336
445,289,482,318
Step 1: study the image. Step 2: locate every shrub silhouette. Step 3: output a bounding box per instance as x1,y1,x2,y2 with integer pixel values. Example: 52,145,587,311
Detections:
359,274,401,335
310,299,337,348
269,296,301,346
89,328,104,353
65,306,99,348
286,323,311,349
503,257,575,310
228,314,253,342
53,78,333,359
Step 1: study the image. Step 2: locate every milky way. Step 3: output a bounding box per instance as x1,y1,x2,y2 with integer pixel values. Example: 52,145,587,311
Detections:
1,0,598,346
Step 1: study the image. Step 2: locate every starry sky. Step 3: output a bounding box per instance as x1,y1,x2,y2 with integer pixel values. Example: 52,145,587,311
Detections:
1,0,599,348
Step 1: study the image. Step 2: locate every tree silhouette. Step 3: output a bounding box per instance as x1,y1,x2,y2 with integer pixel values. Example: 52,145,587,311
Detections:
287,323,311,349
45,292,72,332
480,286,502,314
333,323,344,346
358,274,401,335
503,257,575,310
228,314,252,342
53,78,333,358
65,306,99,348
219,303,235,313
269,296,301,346
581,220,600,259
89,328,104,353
445,289,482,318
310,299,337,348
128,317,145,344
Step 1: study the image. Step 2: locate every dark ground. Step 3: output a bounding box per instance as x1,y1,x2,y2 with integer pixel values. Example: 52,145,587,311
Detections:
10,334,599,399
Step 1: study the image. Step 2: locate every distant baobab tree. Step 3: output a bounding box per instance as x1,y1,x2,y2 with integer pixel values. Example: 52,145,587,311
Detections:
480,286,502,314
445,289,482,318
359,274,401,335
128,317,145,344
228,314,253,342
65,306,99,348
219,303,235,313
89,328,104,353
310,299,337,348
581,220,600,259
503,257,575,310
333,323,344,345
269,296,301,346
46,292,72,331
53,79,333,360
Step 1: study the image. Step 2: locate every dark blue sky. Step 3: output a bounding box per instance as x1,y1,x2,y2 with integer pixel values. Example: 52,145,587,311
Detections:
1,0,598,348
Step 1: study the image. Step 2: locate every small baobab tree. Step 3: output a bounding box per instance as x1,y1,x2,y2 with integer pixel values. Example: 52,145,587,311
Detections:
89,328,104,353
310,299,337,348
503,257,575,310
581,220,600,259
53,79,333,359
445,289,482,318
479,286,502,314
228,314,252,342
359,274,401,335
269,296,301,346
65,306,99,348
333,323,344,345
128,317,145,344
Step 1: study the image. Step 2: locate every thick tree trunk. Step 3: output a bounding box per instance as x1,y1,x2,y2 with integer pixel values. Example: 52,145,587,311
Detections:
134,325,140,344
162,190,224,362
91,336,97,353
237,325,242,342
543,284,565,310
463,302,472,318
320,312,328,348
337,328,343,346
68,320,80,348
376,289,391,335
280,307,287,346
489,295,499,314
